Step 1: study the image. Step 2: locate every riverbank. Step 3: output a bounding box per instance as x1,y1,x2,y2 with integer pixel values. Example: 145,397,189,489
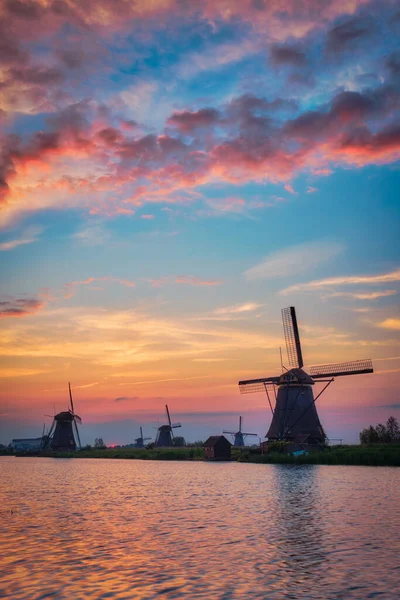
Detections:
243,443,400,466
3,444,400,466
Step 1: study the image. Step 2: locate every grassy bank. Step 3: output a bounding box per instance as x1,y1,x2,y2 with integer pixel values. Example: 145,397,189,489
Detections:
5,444,400,465
34,447,205,460
241,444,400,466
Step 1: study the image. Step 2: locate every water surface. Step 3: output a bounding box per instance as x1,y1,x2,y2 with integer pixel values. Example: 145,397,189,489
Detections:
1,458,399,599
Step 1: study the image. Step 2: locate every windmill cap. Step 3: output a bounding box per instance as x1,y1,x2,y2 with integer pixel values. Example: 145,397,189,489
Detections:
54,410,75,421
279,368,314,385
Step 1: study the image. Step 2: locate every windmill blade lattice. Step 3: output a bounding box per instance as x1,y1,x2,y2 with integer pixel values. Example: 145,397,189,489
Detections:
309,359,373,379
239,376,280,394
282,306,303,368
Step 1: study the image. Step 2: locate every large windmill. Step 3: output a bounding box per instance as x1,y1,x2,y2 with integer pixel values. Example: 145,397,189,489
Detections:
134,427,152,448
239,306,373,446
44,383,82,451
223,416,258,447
155,405,181,447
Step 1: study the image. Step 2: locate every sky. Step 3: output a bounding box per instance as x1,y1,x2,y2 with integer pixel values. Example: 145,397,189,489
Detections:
0,0,399,446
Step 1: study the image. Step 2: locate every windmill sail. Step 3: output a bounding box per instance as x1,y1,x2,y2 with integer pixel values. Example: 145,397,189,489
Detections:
166,405,172,427
310,359,373,379
282,306,303,368
68,381,74,413
239,375,280,394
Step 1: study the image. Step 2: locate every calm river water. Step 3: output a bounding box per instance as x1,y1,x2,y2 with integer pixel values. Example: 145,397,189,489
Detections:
0,458,399,599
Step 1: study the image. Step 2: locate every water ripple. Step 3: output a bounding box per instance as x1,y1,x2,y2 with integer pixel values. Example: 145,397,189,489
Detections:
0,458,399,599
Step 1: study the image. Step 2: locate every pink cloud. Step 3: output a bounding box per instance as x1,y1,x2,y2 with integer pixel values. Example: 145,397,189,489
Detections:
141,214,155,220
116,208,135,215
284,184,296,194
312,168,333,176
167,108,219,132
64,276,135,298
175,276,224,286
0,42,399,227
147,277,170,288
206,197,246,214
0,297,44,319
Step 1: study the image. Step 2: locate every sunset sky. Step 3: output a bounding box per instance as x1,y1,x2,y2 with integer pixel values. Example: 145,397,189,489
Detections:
1,0,399,445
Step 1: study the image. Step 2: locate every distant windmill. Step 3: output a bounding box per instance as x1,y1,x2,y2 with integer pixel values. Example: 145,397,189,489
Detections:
134,427,152,448
43,383,82,451
223,416,258,447
155,405,181,447
239,306,373,445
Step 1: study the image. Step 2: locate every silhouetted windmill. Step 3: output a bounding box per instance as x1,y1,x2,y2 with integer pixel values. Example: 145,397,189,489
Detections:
44,383,82,451
223,416,258,447
239,306,373,446
155,405,181,447
134,427,151,448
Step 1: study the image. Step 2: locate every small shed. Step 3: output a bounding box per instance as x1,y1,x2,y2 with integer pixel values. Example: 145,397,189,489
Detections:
204,435,232,460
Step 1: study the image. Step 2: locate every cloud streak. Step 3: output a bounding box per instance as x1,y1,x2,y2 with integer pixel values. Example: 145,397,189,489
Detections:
281,268,400,294
325,290,398,300
214,303,262,315
244,241,343,281
0,226,43,251
64,277,135,298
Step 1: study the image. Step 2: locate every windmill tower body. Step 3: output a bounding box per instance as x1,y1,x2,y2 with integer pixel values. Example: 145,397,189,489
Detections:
234,432,245,447
266,369,325,443
45,383,82,451
156,425,174,447
50,412,77,451
239,307,373,446
155,405,181,447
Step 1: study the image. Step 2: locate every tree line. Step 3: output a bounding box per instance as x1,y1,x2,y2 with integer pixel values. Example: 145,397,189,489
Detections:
359,416,400,444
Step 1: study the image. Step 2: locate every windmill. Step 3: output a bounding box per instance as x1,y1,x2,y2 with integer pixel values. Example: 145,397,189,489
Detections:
43,383,82,451
223,416,258,447
155,405,181,447
134,427,152,448
239,306,373,446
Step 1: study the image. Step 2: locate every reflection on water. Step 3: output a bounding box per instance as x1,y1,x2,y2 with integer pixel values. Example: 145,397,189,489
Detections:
0,458,399,599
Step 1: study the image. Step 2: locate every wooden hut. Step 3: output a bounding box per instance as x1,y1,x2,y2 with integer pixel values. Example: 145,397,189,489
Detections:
204,435,232,460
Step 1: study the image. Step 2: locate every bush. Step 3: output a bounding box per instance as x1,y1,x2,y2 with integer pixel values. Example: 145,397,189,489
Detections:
359,416,400,444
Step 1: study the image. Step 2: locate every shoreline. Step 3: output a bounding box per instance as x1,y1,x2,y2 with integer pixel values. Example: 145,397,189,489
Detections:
3,444,400,466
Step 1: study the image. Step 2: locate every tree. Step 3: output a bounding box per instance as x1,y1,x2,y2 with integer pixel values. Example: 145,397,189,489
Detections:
94,437,106,449
359,426,379,444
173,436,186,447
386,416,400,442
375,423,388,443
359,417,400,444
